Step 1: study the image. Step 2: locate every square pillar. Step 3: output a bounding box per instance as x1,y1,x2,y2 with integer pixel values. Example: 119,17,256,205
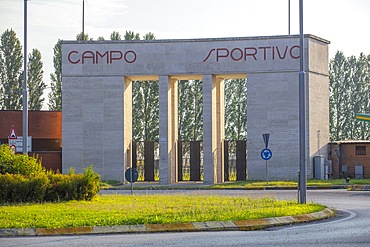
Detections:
123,77,132,176
203,74,224,184
159,75,178,184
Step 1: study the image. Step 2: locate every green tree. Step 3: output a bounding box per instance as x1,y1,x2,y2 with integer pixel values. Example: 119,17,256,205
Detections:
76,32,92,41
352,53,370,139
224,79,247,140
25,49,46,110
0,29,23,110
178,80,203,141
129,31,159,141
329,51,347,141
48,40,62,110
329,51,370,141
143,32,155,40
110,31,121,40
97,36,105,41
124,31,140,40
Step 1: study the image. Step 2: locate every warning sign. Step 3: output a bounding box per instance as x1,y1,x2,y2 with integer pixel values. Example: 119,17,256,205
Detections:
8,125,17,139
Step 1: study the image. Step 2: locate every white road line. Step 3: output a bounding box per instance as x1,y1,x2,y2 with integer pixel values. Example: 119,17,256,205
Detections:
285,209,357,230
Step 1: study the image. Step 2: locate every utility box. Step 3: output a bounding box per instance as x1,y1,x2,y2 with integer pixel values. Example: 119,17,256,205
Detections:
314,155,325,180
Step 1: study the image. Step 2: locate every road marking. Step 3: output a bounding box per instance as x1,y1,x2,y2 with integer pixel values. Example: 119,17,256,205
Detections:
285,209,356,230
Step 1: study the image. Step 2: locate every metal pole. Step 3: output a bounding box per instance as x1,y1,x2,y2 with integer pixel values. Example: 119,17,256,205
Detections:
288,0,291,35
82,0,85,41
266,160,268,186
298,0,306,204
23,0,28,155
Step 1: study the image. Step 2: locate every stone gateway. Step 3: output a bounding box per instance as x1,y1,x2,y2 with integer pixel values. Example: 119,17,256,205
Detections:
61,35,329,184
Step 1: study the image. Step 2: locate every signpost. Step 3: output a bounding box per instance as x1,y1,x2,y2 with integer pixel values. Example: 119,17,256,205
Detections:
125,167,138,195
7,126,32,153
261,133,272,186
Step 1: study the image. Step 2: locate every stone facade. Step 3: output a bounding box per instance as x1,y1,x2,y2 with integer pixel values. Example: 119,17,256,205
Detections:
62,35,330,182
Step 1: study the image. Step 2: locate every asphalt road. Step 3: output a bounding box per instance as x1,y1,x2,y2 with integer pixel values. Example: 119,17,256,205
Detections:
1,189,369,247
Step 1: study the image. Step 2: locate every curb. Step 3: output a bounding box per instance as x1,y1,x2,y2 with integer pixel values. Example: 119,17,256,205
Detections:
347,185,370,191
0,208,335,237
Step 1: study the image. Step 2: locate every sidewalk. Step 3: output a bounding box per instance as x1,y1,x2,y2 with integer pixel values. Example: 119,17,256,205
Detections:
0,208,334,237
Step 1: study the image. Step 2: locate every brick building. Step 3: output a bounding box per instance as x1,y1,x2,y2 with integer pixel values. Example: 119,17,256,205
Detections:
0,110,62,171
329,141,370,179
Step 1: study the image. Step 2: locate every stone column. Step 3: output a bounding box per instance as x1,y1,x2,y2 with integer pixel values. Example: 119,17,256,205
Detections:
203,74,225,184
123,77,132,177
169,78,178,183
214,77,225,183
159,75,178,184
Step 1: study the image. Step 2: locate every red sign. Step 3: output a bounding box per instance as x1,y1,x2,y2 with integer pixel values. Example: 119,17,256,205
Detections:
8,125,17,139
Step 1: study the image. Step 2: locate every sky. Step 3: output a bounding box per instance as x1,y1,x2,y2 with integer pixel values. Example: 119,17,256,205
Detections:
0,0,370,109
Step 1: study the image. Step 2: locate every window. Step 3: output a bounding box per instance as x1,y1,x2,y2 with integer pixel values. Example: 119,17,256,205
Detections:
355,146,366,155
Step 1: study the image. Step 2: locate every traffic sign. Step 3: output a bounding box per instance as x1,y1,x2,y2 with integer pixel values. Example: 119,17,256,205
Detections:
8,136,32,153
262,133,270,148
261,148,272,160
8,125,17,139
125,168,139,183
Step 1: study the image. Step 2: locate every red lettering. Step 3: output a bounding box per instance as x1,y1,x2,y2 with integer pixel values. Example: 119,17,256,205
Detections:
244,47,257,60
109,51,123,63
216,48,229,62
124,50,137,63
82,51,95,64
203,49,215,62
258,46,271,60
96,51,109,64
276,46,288,59
68,51,80,64
290,45,300,59
231,48,243,61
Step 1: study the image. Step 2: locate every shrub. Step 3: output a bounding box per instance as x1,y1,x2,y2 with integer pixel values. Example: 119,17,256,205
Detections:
0,144,45,177
0,145,101,203
0,173,49,204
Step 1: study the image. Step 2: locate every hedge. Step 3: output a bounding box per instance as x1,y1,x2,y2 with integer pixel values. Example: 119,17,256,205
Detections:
0,145,100,203
0,167,100,204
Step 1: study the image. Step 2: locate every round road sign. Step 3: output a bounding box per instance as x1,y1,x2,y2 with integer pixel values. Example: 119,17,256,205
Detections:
125,168,139,183
261,148,272,160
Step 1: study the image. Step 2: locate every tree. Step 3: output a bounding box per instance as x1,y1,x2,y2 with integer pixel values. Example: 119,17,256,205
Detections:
178,80,203,141
76,32,92,41
329,51,370,141
329,51,347,141
48,40,62,110
124,31,140,40
110,31,121,40
143,32,155,40
97,36,105,41
0,29,23,110
224,79,247,140
130,32,159,141
26,49,46,110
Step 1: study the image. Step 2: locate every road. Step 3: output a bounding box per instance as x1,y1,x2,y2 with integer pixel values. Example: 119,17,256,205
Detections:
1,189,369,247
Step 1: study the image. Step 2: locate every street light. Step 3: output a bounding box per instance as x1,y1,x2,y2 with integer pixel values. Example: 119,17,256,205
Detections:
23,0,28,155
298,0,307,204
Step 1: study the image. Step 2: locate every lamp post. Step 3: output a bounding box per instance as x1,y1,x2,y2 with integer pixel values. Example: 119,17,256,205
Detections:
298,0,306,204
23,0,28,155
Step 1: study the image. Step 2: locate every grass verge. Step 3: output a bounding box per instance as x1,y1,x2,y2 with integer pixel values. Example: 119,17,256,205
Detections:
0,194,325,229
210,179,370,189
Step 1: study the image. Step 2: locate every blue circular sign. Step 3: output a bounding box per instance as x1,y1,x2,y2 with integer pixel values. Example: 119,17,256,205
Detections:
125,168,139,183
261,148,272,160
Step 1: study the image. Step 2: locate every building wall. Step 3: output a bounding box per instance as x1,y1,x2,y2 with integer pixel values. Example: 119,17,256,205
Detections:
0,110,62,171
62,35,330,182
339,143,370,178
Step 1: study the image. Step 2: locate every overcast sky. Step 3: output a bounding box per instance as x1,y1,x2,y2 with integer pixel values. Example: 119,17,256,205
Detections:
1,0,370,108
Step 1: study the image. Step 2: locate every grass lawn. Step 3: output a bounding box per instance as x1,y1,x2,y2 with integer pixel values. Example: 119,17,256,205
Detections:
210,178,370,189
0,194,325,229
